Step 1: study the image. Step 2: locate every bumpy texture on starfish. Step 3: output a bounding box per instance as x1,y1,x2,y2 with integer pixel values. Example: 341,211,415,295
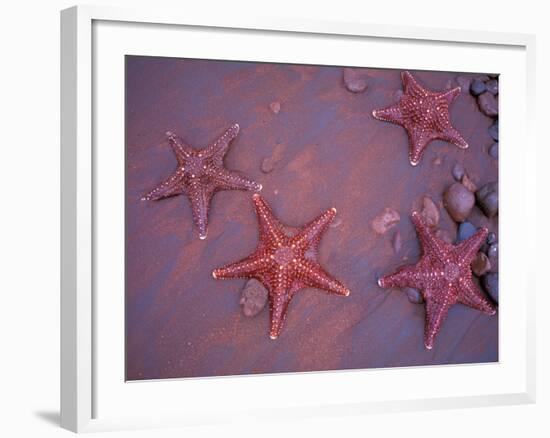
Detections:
213,194,350,339
378,212,495,349
372,71,468,166
142,124,262,239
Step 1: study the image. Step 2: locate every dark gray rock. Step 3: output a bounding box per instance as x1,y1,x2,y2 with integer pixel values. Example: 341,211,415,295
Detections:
443,183,475,223
489,142,498,159
487,243,498,271
404,287,424,304
452,162,465,181
487,232,497,245
457,221,477,242
470,79,486,96
486,79,498,95
482,273,499,303
476,182,499,218
478,92,499,117
488,121,499,141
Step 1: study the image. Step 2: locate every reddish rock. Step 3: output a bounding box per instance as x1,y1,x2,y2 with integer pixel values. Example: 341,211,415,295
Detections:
240,279,268,317
477,92,498,117
443,183,475,223
461,173,477,192
371,208,400,235
269,101,281,114
471,252,491,276
260,143,286,174
420,196,439,228
343,68,368,93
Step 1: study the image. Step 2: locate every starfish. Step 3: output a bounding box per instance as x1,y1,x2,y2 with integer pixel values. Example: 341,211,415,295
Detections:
372,71,468,166
377,212,495,349
212,194,350,339
142,123,262,239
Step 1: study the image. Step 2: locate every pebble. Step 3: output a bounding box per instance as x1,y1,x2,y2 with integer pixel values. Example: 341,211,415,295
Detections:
488,121,499,141
443,183,475,223
457,221,477,242
470,79,486,96
477,92,499,117
260,143,286,174
420,196,440,227
486,79,498,95
471,252,491,276
476,182,499,218
269,101,281,114
343,68,368,93
404,287,424,304
482,273,499,303
452,162,465,181
487,232,497,245
240,279,268,317
392,231,402,254
489,143,498,159
371,208,400,235
487,243,498,271
461,174,477,192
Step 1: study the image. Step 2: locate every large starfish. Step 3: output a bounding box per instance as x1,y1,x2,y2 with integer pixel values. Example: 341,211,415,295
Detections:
142,123,262,239
377,212,495,349
212,194,350,339
372,71,468,166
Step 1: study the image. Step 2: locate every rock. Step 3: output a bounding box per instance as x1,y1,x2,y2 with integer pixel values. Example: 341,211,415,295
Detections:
487,232,497,245
452,162,465,181
261,157,276,173
420,196,439,227
392,231,402,254
433,156,442,166
477,92,499,117
487,243,498,271
489,143,498,159
404,287,424,304
482,273,499,303
476,182,499,218
486,79,498,95
343,68,368,93
260,143,286,174
435,229,454,244
470,79,486,96
471,252,491,276
461,174,477,192
488,121,499,141
371,208,400,235
443,183,475,223
457,221,477,242
269,101,281,114
240,279,268,317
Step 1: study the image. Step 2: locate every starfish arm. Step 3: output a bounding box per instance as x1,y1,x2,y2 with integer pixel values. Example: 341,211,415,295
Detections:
378,263,424,290
440,86,461,104
204,124,240,165
402,71,427,98
458,277,496,315
293,207,337,251
455,227,489,266
210,168,262,192
252,194,287,244
297,260,350,296
424,287,456,349
406,129,434,166
166,131,193,163
268,287,294,339
141,168,185,201
212,251,270,280
411,211,450,262
187,181,215,239
438,126,469,149
372,104,403,125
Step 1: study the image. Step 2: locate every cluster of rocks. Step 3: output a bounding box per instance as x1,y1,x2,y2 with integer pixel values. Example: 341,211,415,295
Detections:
470,76,499,160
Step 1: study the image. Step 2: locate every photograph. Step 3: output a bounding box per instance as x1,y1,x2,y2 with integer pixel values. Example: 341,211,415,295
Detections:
125,56,499,380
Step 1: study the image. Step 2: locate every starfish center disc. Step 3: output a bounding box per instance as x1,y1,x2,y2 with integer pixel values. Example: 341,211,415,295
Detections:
443,263,460,282
185,157,206,177
273,246,294,266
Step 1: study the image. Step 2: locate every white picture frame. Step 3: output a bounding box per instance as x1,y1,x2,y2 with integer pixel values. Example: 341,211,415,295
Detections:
60,4,536,433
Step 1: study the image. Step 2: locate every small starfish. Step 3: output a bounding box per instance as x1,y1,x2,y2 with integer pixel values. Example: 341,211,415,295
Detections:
142,124,262,239
372,71,468,166
377,212,495,349
213,194,350,340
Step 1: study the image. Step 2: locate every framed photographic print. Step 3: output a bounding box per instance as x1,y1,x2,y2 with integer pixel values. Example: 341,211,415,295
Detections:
61,5,536,433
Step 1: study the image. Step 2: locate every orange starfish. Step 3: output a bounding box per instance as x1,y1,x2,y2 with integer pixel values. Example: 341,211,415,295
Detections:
213,194,350,339
378,212,496,349
373,71,468,166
